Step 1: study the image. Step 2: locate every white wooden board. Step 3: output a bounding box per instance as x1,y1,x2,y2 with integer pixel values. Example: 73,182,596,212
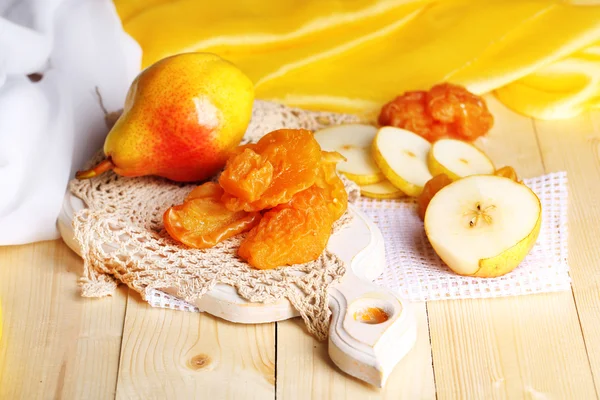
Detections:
58,192,416,387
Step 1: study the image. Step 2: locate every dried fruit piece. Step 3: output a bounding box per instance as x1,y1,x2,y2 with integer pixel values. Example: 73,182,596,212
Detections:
238,186,334,270
218,147,274,202
494,166,520,183
354,307,390,324
378,83,493,142
315,151,348,220
417,174,453,220
427,83,494,141
185,181,225,200
164,182,260,249
220,129,322,211
378,90,447,142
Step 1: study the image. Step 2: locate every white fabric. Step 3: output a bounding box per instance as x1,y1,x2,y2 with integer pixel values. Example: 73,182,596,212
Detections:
0,0,140,245
145,172,570,311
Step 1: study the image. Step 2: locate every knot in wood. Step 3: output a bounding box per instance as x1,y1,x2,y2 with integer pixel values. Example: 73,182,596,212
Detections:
189,354,211,370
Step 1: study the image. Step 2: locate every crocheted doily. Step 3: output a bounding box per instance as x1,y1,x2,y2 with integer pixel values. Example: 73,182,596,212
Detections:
70,100,361,341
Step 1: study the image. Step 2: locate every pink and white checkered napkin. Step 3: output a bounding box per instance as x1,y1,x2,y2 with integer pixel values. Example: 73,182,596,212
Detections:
361,171,570,301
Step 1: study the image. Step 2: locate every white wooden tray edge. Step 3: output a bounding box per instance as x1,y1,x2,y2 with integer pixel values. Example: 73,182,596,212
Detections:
57,191,417,387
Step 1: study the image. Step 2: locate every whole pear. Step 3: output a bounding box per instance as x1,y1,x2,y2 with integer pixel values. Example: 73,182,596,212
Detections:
77,52,254,182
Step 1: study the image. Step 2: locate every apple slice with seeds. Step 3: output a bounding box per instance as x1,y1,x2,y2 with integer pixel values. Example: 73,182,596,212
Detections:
424,175,541,277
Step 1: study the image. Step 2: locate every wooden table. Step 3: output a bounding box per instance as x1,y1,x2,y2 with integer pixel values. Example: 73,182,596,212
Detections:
1,97,599,399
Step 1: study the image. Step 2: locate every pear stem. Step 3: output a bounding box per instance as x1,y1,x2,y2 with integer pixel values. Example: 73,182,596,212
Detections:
76,158,115,180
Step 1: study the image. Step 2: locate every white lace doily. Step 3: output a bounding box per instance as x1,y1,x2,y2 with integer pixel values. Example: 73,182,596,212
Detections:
364,172,570,301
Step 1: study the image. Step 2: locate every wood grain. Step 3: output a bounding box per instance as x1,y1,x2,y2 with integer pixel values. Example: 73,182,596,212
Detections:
115,294,275,400
534,110,600,391
276,302,436,399
0,240,127,400
429,294,596,399
427,97,597,399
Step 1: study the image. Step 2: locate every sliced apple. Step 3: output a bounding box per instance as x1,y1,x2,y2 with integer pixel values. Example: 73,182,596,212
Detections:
372,126,432,196
313,124,384,185
424,175,541,278
428,139,495,180
360,180,405,199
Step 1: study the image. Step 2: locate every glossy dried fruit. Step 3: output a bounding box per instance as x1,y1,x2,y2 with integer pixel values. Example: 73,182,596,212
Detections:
238,186,334,270
218,147,274,202
378,90,446,142
185,181,225,200
378,83,493,142
164,182,260,249
417,174,453,220
427,83,494,141
315,151,348,220
494,166,520,183
354,307,390,324
220,129,322,211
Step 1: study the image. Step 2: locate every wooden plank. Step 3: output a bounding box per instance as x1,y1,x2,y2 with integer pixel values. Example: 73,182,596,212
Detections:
276,302,436,399
429,294,596,399
0,240,127,400
115,294,275,399
534,110,600,389
427,97,597,399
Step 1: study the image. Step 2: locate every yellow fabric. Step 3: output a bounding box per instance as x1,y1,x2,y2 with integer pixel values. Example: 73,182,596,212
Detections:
496,41,600,119
226,2,426,88
118,0,424,65
114,0,600,120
